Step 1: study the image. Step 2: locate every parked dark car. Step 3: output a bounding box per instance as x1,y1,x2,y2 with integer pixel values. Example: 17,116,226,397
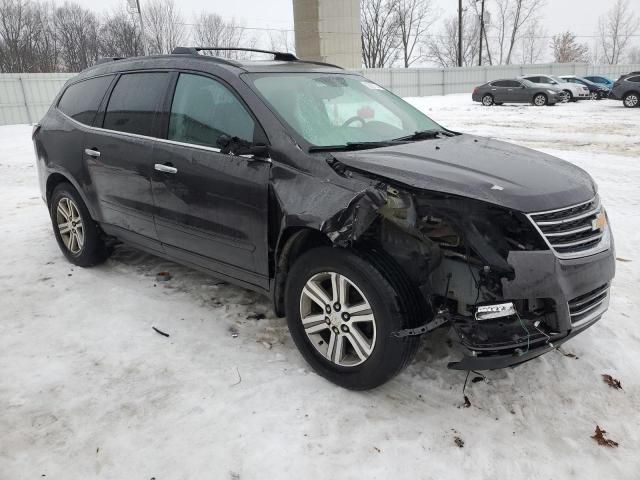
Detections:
609,73,640,108
560,75,610,100
33,48,615,389
583,75,614,88
472,79,565,106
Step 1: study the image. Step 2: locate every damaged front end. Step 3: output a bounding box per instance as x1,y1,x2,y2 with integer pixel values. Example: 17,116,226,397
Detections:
319,169,615,371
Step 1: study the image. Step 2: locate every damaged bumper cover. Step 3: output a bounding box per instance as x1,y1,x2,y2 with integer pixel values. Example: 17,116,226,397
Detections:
447,246,615,370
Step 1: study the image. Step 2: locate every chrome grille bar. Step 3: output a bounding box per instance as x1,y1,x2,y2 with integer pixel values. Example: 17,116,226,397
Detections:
526,196,609,259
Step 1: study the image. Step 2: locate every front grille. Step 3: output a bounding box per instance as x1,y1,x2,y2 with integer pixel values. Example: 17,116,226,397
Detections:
568,283,609,325
528,196,607,258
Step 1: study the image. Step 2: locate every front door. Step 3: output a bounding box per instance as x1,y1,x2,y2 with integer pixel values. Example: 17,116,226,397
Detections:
151,72,271,289
85,71,170,250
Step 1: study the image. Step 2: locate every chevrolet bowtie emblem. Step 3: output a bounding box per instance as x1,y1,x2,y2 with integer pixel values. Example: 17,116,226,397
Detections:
592,211,607,231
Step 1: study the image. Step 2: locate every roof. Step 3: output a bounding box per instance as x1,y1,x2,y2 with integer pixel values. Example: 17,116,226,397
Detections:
77,49,345,81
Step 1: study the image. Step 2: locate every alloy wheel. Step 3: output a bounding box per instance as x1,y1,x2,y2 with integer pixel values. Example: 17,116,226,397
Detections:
624,94,638,107
482,95,493,106
590,92,598,100
299,272,377,367
534,94,546,106
56,197,84,255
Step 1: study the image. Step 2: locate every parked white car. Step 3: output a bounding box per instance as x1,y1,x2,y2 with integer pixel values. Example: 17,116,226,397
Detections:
521,74,590,102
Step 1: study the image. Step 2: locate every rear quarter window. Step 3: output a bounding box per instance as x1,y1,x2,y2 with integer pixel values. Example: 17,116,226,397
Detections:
628,76,640,83
57,75,114,125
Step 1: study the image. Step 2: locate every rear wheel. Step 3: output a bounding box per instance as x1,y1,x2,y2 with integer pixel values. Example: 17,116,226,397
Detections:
533,93,548,106
285,247,422,390
623,92,639,108
482,94,494,106
49,183,109,267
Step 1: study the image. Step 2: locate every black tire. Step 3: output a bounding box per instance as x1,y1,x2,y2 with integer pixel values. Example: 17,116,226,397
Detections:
49,182,109,267
563,90,573,102
623,92,639,108
533,93,547,106
285,246,422,390
494,102,504,105
481,94,494,106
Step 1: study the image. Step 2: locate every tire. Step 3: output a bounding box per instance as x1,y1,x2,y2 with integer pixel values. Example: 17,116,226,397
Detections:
285,246,422,390
482,94,494,106
563,90,573,102
49,182,109,267
533,93,547,106
589,92,598,100
623,92,639,108
494,102,504,105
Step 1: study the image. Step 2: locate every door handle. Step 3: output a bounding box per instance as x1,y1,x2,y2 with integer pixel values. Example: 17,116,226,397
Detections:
155,163,178,174
84,148,100,158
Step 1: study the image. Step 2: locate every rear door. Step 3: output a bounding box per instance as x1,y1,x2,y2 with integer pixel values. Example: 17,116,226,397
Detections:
84,72,170,250
151,72,271,289
489,81,509,102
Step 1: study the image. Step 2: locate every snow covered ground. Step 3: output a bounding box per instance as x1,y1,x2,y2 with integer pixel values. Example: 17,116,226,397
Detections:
1,94,639,479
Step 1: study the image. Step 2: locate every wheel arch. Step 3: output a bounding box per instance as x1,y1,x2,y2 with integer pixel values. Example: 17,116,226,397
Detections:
272,227,332,317
46,171,99,219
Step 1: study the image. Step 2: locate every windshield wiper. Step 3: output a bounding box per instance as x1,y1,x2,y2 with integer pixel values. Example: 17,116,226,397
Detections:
392,129,446,142
309,140,400,152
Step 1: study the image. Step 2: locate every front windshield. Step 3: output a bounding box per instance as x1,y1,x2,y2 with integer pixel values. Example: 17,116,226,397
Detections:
246,73,442,148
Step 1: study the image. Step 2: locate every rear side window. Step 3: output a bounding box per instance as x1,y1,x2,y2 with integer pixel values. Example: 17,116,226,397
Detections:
492,80,509,87
58,76,113,125
628,76,640,83
103,72,168,137
168,73,256,148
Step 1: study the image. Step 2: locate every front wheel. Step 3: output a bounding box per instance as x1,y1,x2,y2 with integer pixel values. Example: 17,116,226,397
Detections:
563,90,573,102
285,247,422,390
533,93,548,106
49,183,109,267
623,92,639,108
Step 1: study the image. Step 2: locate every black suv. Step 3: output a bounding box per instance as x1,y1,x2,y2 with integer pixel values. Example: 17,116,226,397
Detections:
609,73,640,108
33,48,615,389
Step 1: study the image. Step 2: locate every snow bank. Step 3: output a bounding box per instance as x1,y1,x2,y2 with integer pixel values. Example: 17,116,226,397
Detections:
1,95,639,479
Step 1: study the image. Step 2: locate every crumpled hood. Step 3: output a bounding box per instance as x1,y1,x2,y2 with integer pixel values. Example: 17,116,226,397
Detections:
332,134,596,213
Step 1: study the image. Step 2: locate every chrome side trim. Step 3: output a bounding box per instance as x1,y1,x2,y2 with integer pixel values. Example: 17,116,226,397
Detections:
58,109,270,161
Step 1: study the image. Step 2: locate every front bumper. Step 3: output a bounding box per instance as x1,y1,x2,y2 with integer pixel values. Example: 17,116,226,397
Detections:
447,246,615,370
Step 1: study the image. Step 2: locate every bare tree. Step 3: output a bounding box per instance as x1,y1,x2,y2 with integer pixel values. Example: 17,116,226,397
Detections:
99,8,143,58
54,2,100,72
268,30,295,54
0,0,58,72
427,11,479,67
192,12,256,59
494,0,545,64
628,46,640,64
393,0,438,67
550,31,589,63
519,17,545,64
144,0,185,55
361,0,400,68
598,0,640,65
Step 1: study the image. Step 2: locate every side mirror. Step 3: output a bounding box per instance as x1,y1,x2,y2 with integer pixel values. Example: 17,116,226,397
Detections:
217,134,231,149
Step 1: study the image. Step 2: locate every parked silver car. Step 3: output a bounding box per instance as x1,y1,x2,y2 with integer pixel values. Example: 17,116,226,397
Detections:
520,74,590,102
472,79,565,106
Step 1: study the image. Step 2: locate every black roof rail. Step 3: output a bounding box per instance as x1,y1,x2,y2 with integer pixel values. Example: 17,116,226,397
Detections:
172,47,298,62
94,57,125,66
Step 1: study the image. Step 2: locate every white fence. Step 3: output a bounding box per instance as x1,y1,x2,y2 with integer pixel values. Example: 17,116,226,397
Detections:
1,63,639,126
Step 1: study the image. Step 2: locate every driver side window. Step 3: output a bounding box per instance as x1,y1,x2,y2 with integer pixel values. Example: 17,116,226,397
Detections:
168,73,256,148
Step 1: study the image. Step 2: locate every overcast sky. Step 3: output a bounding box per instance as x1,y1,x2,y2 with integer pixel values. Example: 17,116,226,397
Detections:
83,0,639,61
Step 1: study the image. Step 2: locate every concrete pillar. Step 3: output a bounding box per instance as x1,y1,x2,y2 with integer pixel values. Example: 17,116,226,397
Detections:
292,0,362,69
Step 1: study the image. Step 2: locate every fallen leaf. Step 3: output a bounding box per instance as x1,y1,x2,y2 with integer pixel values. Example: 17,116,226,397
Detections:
454,436,465,448
463,395,471,408
591,425,619,448
471,376,484,383
373,446,381,453
602,374,623,390
615,257,632,263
